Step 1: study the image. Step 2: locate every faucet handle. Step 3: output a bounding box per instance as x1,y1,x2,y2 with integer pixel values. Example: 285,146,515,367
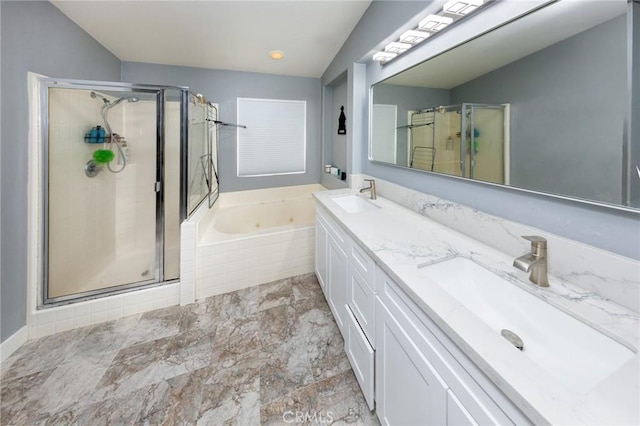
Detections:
522,236,547,254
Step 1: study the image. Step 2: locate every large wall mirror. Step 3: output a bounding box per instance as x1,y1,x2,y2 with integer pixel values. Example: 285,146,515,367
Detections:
370,0,639,209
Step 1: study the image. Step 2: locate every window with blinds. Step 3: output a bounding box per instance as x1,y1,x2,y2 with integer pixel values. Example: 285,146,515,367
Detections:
237,98,306,177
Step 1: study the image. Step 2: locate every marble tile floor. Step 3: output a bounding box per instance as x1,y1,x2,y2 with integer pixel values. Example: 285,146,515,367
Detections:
1,273,380,425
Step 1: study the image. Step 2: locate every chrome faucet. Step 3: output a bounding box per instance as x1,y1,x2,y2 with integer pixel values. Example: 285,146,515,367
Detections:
513,236,549,287
359,179,377,200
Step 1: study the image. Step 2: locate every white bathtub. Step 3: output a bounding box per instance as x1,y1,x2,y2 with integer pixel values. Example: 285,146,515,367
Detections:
195,184,325,299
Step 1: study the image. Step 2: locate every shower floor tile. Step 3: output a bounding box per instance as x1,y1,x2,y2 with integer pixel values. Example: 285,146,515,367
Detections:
0,273,380,425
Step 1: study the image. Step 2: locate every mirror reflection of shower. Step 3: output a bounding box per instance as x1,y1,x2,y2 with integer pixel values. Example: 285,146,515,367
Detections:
86,91,139,176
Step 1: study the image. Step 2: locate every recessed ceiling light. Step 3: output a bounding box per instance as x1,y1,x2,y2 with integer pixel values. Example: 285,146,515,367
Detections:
418,15,454,31
269,50,284,60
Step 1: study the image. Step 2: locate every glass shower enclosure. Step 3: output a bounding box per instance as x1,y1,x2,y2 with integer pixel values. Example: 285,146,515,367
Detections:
408,103,509,184
41,79,212,305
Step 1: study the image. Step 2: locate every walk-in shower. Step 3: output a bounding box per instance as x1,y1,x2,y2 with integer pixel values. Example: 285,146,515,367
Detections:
40,79,214,305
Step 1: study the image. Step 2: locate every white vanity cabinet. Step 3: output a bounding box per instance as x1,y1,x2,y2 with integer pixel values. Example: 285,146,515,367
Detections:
347,242,376,345
345,240,376,410
315,202,530,425
315,205,376,410
376,297,448,425
314,208,329,295
375,267,529,426
328,230,348,332
316,206,349,333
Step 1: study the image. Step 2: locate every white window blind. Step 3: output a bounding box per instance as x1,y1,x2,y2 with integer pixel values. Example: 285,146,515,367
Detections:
237,98,306,177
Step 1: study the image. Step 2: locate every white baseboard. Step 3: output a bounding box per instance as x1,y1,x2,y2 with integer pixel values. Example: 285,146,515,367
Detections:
0,326,28,363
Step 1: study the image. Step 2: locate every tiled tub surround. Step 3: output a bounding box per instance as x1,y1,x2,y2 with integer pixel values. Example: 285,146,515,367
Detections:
194,184,326,300
1,274,378,424
315,188,639,425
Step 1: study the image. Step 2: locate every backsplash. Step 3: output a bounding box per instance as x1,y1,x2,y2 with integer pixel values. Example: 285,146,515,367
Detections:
350,175,640,312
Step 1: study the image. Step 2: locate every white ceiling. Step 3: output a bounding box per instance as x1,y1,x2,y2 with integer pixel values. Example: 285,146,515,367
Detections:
51,0,372,78
383,0,627,89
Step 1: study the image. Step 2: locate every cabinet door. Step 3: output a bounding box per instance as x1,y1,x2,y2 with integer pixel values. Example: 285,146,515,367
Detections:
447,389,478,426
315,213,329,296
328,236,348,334
376,299,448,426
377,266,519,426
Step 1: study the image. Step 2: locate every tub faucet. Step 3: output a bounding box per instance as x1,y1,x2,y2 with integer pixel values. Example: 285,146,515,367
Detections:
359,179,376,200
513,236,549,287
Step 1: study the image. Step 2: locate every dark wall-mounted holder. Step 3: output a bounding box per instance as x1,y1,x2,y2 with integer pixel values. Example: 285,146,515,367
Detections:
338,105,346,135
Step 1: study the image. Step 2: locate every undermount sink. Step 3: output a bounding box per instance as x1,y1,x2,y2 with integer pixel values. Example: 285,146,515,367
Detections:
419,257,635,392
331,194,380,214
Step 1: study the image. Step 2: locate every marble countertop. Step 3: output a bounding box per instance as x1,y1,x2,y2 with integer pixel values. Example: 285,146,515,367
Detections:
314,189,640,426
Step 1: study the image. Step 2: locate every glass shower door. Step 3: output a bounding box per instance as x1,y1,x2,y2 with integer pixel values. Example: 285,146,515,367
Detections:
187,93,210,215
460,103,507,184
46,85,160,301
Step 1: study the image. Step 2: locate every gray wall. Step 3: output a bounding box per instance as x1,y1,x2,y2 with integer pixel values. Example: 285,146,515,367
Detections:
121,62,322,193
1,1,122,343
373,83,450,167
322,1,430,86
325,0,640,259
451,15,626,205
331,79,348,172
321,73,350,190
320,0,432,187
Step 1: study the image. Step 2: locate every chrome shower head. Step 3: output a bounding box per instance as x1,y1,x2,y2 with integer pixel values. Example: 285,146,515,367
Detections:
104,95,140,109
113,95,140,105
91,92,139,106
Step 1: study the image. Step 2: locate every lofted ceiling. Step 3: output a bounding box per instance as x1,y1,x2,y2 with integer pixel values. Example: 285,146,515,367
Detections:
51,0,372,78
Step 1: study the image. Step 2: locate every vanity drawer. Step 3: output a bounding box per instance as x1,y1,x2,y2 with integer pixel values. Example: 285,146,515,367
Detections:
347,265,376,346
349,241,375,289
345,306,375,410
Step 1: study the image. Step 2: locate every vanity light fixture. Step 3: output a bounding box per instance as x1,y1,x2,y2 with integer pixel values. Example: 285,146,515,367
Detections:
418,14,454,32
373,51,397,62
384,41,412,54
269,50,284,60
372,0,490,65
399,30,431,45
443,0,484,15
